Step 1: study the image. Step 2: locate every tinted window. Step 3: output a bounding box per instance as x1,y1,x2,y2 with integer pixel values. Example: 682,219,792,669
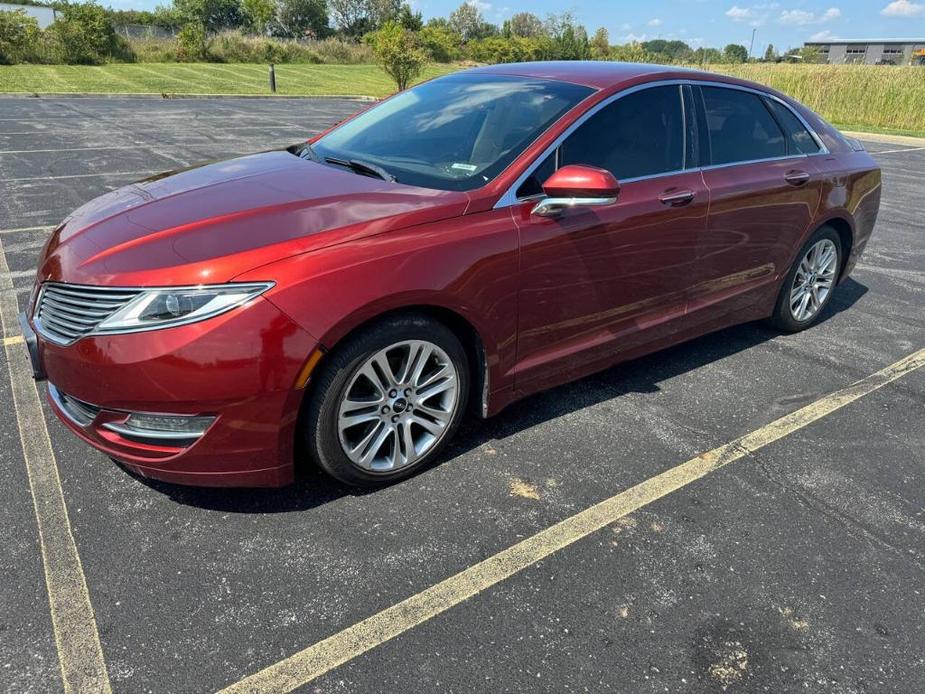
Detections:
558,85,684,180
701,86,786,165
313,74,592,192
516,152,556,198
765,98,821,155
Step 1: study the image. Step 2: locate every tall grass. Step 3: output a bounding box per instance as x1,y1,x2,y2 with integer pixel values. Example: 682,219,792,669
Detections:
703,63,925,134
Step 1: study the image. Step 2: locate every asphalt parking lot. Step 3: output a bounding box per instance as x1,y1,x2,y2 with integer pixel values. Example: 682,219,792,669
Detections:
1,96,923,694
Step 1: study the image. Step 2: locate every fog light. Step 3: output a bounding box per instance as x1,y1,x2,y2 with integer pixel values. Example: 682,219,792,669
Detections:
102,412,215,442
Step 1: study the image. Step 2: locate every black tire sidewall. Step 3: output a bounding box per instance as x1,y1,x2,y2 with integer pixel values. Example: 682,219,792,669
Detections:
304,315,469,487
770,227,843,333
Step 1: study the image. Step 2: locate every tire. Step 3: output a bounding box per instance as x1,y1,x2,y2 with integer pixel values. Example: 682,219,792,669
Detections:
768,226,843,333
303,314,469,487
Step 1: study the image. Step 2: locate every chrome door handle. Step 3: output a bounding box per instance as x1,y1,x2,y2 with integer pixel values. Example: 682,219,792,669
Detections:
784,170,811,186
658,189,695,206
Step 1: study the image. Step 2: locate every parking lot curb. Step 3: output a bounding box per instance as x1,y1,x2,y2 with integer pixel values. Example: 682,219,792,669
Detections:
842,130,925,146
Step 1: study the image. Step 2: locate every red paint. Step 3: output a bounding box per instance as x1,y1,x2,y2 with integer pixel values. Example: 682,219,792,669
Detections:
542,165,621,198
28,63,881,487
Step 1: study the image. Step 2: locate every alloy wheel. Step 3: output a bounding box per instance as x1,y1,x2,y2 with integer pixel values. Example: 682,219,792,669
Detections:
337,340,459,472
789,238,838,322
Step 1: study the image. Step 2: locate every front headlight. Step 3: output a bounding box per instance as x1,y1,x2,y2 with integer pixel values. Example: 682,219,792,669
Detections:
94,282,274,334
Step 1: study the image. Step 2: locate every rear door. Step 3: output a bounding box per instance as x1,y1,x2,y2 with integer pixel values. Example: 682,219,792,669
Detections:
693,85,824,317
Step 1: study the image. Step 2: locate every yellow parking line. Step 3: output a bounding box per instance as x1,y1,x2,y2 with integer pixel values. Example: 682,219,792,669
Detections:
0,239,112,693
220,346,925,694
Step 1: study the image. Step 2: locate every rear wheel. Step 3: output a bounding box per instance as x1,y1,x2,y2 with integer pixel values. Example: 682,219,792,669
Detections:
769,227,842,332
304,315,469,487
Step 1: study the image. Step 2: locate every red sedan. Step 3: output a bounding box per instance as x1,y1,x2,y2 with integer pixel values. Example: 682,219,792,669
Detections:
22,62,881,488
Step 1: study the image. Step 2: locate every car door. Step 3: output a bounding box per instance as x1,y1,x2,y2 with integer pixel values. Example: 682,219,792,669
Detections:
691,85,825,318
509,84,710,393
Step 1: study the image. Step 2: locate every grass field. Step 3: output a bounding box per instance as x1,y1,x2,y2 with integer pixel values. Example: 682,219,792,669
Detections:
0,62,923,136
0,63,458,98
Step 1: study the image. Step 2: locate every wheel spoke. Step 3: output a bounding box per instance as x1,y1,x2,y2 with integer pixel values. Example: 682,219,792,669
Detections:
417,374,455,400
409,414,445,437
359,422,392,467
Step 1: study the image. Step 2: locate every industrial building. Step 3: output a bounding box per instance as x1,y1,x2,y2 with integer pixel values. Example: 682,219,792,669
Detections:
803,38,925,65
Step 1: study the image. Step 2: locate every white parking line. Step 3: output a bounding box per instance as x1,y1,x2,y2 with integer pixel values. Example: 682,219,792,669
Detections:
0,225,56,235
0,237,112,693
0,171,150,183
0,146,140,155
874,146,925,155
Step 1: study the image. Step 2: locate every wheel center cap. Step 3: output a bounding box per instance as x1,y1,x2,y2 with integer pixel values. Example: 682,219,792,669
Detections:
392,398,408,413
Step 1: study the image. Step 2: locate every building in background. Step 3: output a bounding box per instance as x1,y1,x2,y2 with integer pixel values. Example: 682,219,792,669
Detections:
804,38,925,65
0,2,56,28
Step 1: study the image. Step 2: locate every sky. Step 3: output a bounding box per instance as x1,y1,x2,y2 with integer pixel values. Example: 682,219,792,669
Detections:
108,0,925,55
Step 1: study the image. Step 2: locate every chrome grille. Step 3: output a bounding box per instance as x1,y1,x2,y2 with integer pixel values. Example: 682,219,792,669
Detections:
35,282,140,345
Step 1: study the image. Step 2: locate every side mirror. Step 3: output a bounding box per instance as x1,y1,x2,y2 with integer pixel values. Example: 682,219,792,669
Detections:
531,164,620,217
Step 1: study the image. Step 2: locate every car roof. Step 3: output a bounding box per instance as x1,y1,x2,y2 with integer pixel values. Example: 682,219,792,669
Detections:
460,61,739,92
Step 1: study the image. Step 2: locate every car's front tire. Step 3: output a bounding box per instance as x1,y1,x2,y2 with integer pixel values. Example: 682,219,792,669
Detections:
304,314,469,487
769,226,843,333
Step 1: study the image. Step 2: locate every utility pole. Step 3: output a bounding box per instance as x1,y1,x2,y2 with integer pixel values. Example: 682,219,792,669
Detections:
749,28,757,60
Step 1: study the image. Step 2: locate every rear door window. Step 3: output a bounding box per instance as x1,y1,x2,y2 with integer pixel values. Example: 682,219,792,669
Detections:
700,86,786,166
765,98,822,155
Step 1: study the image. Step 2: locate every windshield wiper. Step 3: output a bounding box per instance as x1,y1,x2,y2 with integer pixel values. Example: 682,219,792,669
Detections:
324,156,396,183
296,142,319,161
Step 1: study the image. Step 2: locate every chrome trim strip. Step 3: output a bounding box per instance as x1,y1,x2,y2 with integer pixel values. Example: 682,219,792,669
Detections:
47,383,98,427
101,421,209,441
493,78,830,210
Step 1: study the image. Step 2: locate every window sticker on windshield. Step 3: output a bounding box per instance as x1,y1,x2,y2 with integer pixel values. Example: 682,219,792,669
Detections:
450,163,478,173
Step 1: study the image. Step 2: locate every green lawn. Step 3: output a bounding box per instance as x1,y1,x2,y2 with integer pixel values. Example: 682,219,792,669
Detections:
0,63,460,98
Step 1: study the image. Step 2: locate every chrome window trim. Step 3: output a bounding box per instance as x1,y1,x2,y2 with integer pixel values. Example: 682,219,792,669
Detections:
494,78,829,210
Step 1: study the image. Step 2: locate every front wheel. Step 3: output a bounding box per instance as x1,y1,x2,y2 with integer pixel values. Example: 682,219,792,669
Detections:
304,315,469,487
769,227,842,333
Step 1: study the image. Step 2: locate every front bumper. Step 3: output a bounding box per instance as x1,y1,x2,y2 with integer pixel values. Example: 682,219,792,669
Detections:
30,296,318,487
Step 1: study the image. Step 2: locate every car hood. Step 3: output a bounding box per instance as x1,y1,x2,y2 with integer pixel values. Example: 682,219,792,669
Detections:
37,150,470,286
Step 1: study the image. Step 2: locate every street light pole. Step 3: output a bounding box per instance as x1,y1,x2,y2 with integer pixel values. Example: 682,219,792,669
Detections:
749,28,757,59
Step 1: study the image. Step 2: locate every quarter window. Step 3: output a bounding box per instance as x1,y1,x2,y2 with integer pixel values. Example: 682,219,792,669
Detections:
558,85,685,180
765,99,821,155
700,86,786,166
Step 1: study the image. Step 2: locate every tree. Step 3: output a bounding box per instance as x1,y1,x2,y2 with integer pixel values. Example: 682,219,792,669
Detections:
173,0,244,33
723,43,748,63
508,11,543,38
395,4,423,31
692,46,723,64
449,2,483,41
328,0,372,37
241,0,274,34
544,12,589,60
176,19,207,59
763,43,777,62
271,0,328,38
640,39,692,62
367,19,426,90
589,26,609,60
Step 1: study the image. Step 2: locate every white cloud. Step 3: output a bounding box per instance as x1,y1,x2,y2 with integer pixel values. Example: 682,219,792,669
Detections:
881,0,925,16
620,22,633,31
622,32,649,42
809,29,839,40
467,0,492,11
648,18,663,26
778,7,841,24
725,4,774,26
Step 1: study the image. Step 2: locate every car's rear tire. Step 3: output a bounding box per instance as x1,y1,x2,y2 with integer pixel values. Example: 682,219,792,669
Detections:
304,314,469,487
768,226,843,333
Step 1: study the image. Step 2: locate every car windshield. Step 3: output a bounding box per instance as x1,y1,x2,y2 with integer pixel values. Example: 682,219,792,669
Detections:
311,73,594,192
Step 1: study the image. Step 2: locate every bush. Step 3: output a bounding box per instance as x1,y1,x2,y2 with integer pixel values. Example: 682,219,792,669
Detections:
208,30,322,63
419,24,459,62
0,9,42,64
47,1,126,64
466,35,544,63
309,36,372,64
176,21,208,61
366,20,426,91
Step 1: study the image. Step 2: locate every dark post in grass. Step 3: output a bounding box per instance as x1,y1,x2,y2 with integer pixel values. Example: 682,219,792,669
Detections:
269,64,277,94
